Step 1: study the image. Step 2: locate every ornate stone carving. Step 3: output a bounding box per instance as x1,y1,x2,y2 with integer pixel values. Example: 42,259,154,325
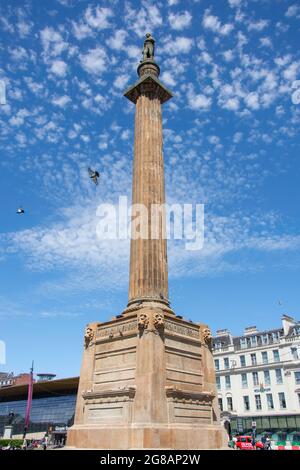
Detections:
202,327,212,344
84,326,95,349
153,312,164,330
138,313,149,330
200,326,212,350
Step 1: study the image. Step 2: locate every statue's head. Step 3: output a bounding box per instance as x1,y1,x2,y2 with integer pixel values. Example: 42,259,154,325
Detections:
146,32,151,38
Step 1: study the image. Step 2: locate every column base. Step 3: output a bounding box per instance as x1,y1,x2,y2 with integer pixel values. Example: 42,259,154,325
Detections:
67,423,227,450
123,298,175,316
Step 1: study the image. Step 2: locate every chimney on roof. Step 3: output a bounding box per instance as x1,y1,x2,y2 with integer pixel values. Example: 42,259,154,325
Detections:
244,326,258,336
216,329,230,337
282,314,295,336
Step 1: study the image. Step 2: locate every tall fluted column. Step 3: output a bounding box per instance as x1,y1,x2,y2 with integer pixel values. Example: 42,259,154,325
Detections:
124,52,172,308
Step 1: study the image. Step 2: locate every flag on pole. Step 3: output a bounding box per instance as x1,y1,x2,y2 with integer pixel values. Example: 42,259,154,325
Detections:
23,361,34,437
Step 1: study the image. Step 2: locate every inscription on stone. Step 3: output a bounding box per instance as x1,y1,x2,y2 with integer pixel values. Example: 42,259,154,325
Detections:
97,320,137,338
165,321,199,339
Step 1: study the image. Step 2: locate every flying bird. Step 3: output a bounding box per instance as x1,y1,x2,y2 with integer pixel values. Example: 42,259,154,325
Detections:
88,167,100,185
16,207,25,214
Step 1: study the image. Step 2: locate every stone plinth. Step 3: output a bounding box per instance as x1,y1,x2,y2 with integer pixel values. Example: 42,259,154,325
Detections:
67,310,227,449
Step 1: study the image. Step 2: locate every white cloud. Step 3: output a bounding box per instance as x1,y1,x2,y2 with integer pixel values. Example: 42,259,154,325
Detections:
169,11,192,30
248,20,269,32
72,21,92,40
188,91,212,110
228,0,243,7
245,92,260,110
52,95,71,107
285,5,300,18
260,37,272,48
84,6,113,30
222,97,240,111
80,47,107,75
124,3,162,37
40,27,67,56
106,29,127,50
161,71,176,87
50,60,67,77
233,132,243,143
283,61,300,81
202,9,234,36
113,74,130,90
164,36,193,54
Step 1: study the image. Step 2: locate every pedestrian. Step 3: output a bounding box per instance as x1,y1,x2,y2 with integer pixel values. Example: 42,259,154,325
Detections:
42,434,48,451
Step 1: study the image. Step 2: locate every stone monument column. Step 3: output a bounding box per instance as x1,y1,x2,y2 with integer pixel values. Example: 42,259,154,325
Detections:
67,33,227,450
124,36,172,309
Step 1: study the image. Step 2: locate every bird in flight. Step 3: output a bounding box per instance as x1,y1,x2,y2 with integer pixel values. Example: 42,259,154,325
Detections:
16,207,25,214
88,167,100,185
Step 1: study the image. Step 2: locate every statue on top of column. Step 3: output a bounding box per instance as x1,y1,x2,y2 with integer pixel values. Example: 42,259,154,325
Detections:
141,33,155,62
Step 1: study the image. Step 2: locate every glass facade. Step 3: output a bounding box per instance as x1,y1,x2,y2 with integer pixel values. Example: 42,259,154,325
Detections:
0,393,76,437
230,415,300,434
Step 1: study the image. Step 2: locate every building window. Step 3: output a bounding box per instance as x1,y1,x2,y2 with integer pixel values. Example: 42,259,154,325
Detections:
214,359,220,371
252,371,259,386
225,375,231,389
295,372,300,385
243,396,250,411
240,355,246,367
275,369,283,385
273,350,280,362
240,338,248,349
272,331,280,343
261,334,269,345
279,392,286,409
264,370,271,386
250,336,257,347
227,396,233,411
261,351,268,364
266,393,274,410
224,358,230,369
218,397,223,412
255,394,262,410
291,347,299,360
251,353,257,366
216,376,221,390
241,373,248,388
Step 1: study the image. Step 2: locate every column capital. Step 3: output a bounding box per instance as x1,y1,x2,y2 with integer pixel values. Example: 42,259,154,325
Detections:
124,73,173,105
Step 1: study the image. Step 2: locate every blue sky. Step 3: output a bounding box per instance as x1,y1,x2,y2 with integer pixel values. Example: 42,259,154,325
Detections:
0,0,300,378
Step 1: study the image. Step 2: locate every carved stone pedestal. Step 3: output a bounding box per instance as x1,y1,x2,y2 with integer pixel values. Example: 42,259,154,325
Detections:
67,306,227,449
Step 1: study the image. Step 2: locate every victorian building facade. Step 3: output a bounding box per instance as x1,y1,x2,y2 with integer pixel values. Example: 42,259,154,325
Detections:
213,315,300,434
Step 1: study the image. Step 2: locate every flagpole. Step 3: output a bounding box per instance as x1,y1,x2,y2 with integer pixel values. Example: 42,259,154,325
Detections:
23,361,34,439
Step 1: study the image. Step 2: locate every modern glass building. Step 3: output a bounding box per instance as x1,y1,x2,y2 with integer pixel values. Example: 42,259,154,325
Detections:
0,377,78,443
